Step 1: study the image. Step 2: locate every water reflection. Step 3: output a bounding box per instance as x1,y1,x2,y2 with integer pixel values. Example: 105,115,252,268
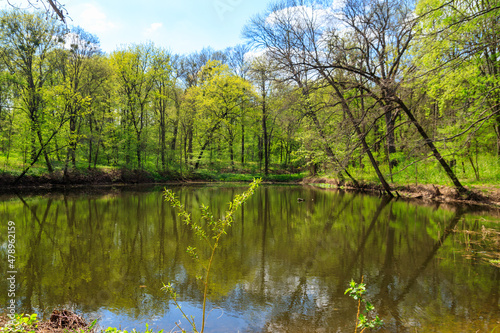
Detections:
0,185,499,332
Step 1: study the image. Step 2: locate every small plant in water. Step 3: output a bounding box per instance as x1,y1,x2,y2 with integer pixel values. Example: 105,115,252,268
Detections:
105,324,163,333
162,179,261,333
0,314,38,333
345,278,383,332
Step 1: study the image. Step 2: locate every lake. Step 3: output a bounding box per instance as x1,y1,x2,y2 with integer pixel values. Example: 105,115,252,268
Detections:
0,184,499,332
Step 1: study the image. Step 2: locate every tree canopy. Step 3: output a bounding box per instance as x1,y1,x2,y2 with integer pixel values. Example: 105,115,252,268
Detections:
0,0,498,188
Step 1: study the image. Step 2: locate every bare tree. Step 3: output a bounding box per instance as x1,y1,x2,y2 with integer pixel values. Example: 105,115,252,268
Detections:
226,44,251,79
6,0,67,22
245,0,468,195
244,0,387,192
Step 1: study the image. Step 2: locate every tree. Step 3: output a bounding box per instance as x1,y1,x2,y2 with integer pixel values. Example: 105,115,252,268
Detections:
321,0,466,193
55,26,104,173
0,59,15,160
415,0,500,159
226,45,252,167
243,2,363,188
244,0,468,195
248,56,273,175
0,10,66,173
111,43,157,169
6,0,67,22
186,60,254,170
151,48,174,171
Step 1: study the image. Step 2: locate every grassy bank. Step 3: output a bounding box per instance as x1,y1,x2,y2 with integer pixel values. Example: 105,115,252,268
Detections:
300,153,500,206
1,152,499,206
0,165,306,187
0,152,307,186
339,153,500,187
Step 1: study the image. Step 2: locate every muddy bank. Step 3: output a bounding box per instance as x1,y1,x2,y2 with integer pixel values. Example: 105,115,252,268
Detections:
0,168,301,193
0,168,183,189
303,177,500,209
0,310,95,333
1,169,499,208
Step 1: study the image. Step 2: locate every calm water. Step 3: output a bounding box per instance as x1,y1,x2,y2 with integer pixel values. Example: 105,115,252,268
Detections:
0,184,499,332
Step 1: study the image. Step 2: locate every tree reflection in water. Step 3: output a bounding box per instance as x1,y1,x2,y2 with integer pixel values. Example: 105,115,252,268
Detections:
0,185,498,332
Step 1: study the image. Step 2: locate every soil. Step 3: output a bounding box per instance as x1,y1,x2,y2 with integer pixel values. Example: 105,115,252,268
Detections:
0,310,95,333
303,177,500,209
1,169,499,209
0,168,167,187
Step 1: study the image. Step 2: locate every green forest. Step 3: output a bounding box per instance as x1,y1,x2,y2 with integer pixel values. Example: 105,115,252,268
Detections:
0,0,499,195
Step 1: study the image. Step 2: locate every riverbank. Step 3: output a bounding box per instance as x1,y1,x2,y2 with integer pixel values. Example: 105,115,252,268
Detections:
0,168,304,187
0,311,95,333
1,168,499,208
304,176,500,208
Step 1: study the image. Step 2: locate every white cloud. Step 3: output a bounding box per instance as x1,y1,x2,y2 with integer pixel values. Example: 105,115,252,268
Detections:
265,1,343,28
145,22,163,37
76,3,117,34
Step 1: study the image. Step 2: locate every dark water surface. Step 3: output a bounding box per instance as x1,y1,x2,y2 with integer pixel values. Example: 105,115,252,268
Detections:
0,184,499,332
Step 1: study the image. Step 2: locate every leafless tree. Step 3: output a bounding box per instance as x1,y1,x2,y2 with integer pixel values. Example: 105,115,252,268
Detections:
6,0,67,22
245,0,468,195
244,0,390,193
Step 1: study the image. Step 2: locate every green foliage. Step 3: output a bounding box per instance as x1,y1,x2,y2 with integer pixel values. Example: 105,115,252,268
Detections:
190,169,306,182
162,178,261,333
105,324,163,333
0,3,499,198
0,314,38,333
345,279,383,332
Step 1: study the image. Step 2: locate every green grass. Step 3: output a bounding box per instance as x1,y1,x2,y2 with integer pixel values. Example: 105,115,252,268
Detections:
337,153,500,188
191,169,306,182
1,149,498,187
0,151,306,184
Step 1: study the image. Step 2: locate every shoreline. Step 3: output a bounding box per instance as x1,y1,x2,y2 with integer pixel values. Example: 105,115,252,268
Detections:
303,177,500,209
1,169,499,209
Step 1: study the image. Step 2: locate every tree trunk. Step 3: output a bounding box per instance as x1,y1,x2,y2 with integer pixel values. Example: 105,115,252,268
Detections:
308,112,360,188
241,120,245,166
187,126,193,167
37,129,53,173
262,94,269,175
194,122,220,170
160,109,166,171
30,121,37,162
69,113,77,168
170,100,180,151
125,112,131,166
229,137,234,169
495,113,500,157
88,116,93,170
384,105,396,154
394,96,467,194
332,86,393,197
258,135,263,172
136,141,142,169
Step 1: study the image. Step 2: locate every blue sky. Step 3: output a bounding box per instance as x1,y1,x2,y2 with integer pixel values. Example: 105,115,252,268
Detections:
57,0,272,54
